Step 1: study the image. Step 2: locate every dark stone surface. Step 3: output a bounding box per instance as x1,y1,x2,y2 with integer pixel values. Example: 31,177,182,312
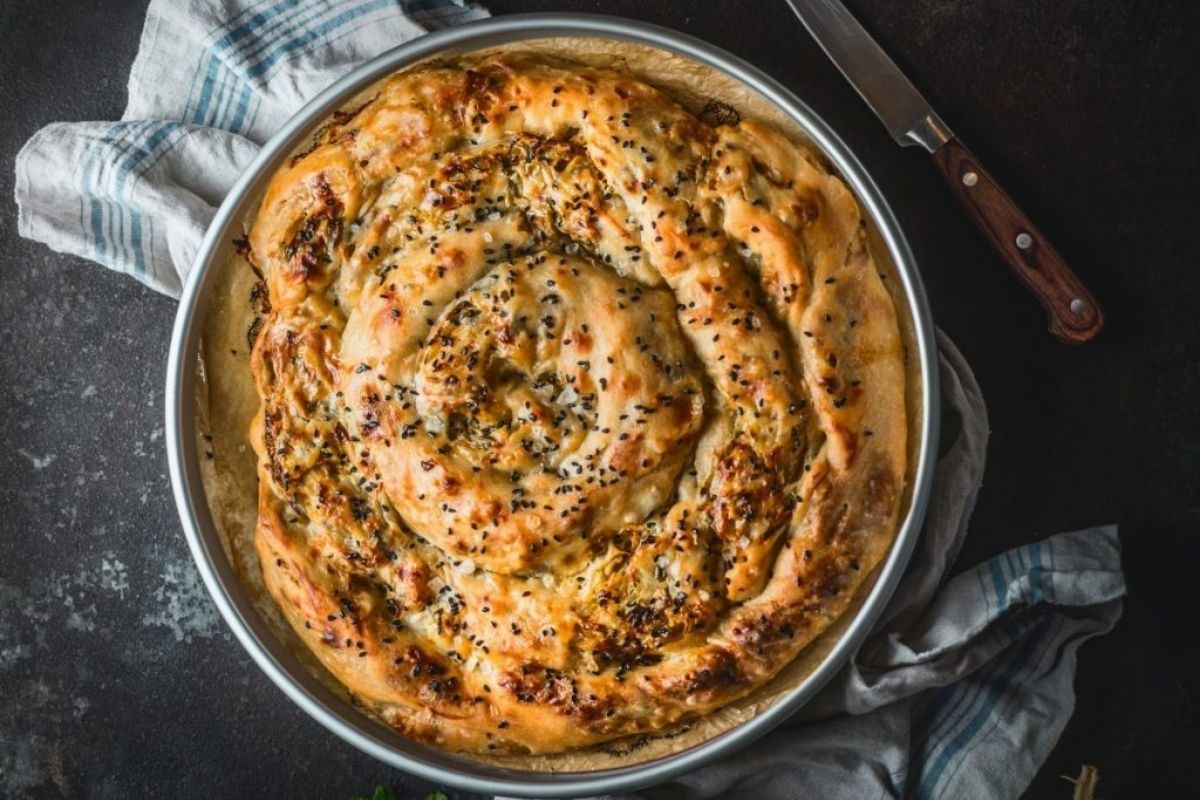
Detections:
1,0,1196,797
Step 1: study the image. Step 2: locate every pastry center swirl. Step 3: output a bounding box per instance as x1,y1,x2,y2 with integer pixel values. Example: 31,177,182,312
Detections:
387,254,705,574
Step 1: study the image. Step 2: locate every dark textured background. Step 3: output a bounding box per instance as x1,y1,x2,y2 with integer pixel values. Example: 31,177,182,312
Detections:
1,0,1197,797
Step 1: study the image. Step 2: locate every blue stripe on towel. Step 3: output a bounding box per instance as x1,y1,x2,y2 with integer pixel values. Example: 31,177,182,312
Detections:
244,0,395,81
195,0,372,131
902,542,1055,798
908,549,1013,766
190,0,312,126
198,0,481,131
907,542,1063,798
1030,541,1045,604
932,612,1066,798
77,121,188,278
213,0,352,127
218,0,352,133
988,554,1008,614
77,123,127,265
915,621,1038,798
111,123,187,276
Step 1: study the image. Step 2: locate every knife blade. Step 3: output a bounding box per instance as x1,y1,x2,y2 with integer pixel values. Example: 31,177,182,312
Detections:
784,0,1105,343
783,0,952,151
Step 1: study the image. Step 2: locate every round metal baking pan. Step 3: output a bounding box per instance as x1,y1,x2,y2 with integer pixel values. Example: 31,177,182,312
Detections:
166,13,939,797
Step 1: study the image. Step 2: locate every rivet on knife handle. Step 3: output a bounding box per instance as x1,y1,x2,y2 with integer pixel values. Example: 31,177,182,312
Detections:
932,138,1104,343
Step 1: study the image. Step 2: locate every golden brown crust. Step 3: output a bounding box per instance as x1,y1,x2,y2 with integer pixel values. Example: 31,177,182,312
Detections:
245,52,907,755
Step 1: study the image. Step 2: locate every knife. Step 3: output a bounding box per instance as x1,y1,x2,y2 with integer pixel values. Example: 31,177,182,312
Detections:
784,0,1104,343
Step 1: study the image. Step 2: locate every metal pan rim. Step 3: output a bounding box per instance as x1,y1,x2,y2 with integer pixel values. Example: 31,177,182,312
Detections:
165,13,940,797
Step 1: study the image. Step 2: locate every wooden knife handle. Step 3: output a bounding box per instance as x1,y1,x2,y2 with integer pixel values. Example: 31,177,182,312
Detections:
932,137,1104,343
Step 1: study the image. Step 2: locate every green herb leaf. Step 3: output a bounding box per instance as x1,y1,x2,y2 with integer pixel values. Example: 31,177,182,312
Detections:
347,786,396,800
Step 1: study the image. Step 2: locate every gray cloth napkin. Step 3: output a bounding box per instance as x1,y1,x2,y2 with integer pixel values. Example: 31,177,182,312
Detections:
13,2,1125,798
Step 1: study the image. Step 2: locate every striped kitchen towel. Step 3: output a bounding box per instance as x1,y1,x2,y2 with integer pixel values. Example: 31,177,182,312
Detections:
14,0,487,296
13,3,1124,798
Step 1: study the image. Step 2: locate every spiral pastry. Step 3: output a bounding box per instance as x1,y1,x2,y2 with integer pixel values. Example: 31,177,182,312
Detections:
247,53,907,754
